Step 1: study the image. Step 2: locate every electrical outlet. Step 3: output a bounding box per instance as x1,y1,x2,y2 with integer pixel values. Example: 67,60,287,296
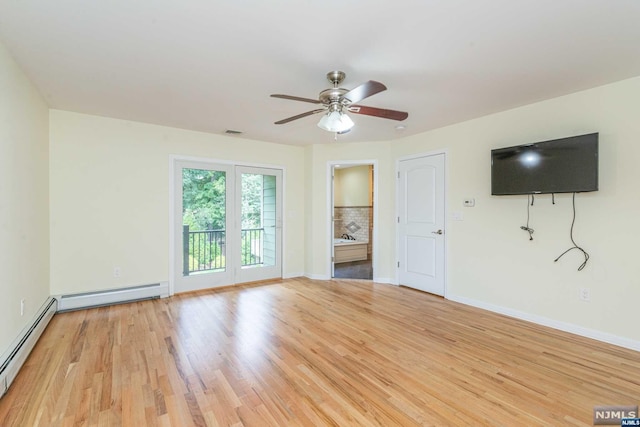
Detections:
579,287,591,302
20,299,25,316
113,267,121,278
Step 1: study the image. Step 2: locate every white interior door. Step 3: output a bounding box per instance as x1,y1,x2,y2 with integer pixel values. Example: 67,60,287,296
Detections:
397,153,446,295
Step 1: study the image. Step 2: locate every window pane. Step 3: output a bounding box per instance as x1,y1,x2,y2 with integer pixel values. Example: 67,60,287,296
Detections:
182,168,226,275
241,173,276,268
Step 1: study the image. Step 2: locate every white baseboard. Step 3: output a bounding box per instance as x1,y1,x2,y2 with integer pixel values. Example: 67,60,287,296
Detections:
283,272,304,279
448,293,640,352
0,297,57,398
303,274,394,284
305,273,331,281
56,281,169,312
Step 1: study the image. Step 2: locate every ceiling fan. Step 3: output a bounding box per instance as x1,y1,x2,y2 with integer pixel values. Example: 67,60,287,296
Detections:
271,71,408,134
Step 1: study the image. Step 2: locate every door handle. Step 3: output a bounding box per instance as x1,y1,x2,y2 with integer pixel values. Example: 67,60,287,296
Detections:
431,229,443,235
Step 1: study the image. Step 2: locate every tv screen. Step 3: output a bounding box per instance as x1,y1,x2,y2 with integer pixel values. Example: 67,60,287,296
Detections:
491,133,598,195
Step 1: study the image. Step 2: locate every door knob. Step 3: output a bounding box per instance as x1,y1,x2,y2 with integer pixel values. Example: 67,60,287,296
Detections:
431,229,443,235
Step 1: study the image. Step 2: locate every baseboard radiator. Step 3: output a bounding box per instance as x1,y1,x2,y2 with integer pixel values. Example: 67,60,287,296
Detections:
57,282,169,312
0,297,57,398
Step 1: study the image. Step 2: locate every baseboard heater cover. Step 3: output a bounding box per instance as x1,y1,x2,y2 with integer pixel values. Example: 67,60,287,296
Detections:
57,281,169,312
0,297,57,398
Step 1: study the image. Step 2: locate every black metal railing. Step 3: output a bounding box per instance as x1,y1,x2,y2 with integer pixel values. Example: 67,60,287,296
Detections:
183,225,264,275
241,228,264,268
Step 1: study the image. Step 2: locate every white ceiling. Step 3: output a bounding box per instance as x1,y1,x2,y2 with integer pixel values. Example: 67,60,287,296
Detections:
1,1,640,146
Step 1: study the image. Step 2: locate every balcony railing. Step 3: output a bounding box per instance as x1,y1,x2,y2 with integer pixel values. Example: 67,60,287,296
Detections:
182,225,264,275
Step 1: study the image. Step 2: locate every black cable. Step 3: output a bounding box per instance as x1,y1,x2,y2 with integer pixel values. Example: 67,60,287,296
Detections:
554,192,590,271
552,193,555,205
520,194,535,240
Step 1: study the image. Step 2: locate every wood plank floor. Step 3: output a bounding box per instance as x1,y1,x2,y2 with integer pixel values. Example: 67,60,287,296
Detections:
1,277,639,426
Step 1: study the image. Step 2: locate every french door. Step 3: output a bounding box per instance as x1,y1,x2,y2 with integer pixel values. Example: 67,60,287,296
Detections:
173,159,282,293
235,166,282,283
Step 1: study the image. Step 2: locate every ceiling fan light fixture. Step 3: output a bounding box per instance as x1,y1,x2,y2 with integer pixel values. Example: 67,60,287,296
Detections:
272,71,408,136
317,110,354,133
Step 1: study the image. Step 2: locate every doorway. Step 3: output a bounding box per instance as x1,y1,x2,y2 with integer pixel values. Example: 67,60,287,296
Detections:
397,153,446,295
330,162,376,280
171,159,283,293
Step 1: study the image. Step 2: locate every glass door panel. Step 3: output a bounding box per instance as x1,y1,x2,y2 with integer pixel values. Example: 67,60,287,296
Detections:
236,166,282,283
182,168,226,274
174,161,233,292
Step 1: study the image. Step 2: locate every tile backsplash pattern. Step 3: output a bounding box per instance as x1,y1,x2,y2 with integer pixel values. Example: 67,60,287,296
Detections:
334,207,372,259
345,221,361,233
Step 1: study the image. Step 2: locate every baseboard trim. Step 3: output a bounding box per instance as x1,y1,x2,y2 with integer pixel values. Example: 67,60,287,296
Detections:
283,272,304,279
305,273,331,281
448,293,640,352
56,281,169,312
0,297,57,398
304,274,394,284
373,277,395,285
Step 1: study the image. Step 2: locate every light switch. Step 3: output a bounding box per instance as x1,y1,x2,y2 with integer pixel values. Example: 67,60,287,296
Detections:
452,211,463,221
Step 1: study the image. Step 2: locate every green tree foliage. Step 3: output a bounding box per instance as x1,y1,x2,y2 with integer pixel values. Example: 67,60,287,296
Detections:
182,169,226,271
182,169,226,231
241,174,263,265
182,169,266,271
241,174,262,229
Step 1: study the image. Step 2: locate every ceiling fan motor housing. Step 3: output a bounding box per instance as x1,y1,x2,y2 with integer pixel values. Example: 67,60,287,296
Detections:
319,88,348,105
321,71,349,110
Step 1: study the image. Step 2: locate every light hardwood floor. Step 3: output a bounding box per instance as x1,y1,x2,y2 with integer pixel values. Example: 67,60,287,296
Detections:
1,277,639,426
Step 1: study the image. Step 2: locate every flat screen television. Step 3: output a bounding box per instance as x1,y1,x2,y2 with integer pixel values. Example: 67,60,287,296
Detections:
491,133,598,195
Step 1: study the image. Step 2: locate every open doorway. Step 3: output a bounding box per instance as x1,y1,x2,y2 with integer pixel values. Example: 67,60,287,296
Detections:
330,162,375,280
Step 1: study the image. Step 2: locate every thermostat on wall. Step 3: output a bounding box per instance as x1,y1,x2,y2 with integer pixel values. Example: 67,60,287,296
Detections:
463,198,475,207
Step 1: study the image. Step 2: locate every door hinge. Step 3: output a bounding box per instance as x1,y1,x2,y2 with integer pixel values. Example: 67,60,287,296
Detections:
397,216,400,223
397,171,400,179
397,261,400,268
331,256,334,262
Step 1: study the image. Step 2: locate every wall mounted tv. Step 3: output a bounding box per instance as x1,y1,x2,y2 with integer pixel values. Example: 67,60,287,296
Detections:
491,133,598,195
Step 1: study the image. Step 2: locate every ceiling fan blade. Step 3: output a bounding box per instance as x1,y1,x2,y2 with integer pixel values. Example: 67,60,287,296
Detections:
271,94,323,104
342,80,387,104
349,105,408,121
274,109,325,125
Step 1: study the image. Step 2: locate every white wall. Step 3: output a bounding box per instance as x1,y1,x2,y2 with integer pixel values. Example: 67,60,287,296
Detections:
0,42,50,355
334,165,371,207
393,76,640,346
305,142,395,282
49,110,306,295
303,76,640,347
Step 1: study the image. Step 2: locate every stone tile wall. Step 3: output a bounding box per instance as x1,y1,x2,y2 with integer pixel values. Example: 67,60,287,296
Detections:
334,207,372,259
